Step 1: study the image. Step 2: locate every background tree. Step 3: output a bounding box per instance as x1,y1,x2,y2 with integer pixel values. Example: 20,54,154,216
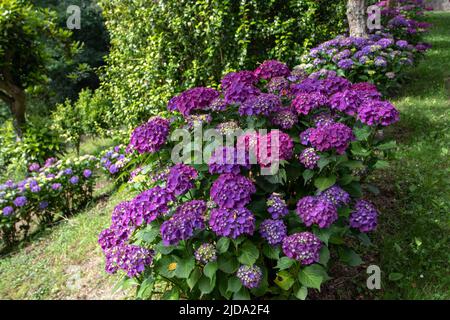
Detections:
347,0,368,38
0,0,77,136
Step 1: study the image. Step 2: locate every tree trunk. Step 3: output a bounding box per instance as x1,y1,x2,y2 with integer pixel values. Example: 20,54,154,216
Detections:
347,0,368,38
0,82,26,138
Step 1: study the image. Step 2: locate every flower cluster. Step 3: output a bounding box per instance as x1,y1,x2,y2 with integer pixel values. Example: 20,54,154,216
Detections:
100,145,129,176
236,265,263,289
296,196,338,229
128,117,170,154
194,243,217,264
166,164,198,196
209,207,255,238
303,122,355,155
282,232,322,265
208,146,249,175
210,174,256,209
349,200,379,233
168,87,220,116
259,219,287,246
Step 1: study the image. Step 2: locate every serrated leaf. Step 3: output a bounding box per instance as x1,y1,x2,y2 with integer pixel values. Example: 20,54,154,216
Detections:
295,286,308,300
339,247,363,266
198,275,215,295
227,276,242,293
319,246,330,266
216,237,230,253
187,267,202,290
298,265,328,291
262,244,280,260
174,256,195,279
218,254,239,274
275,257,295,270
275,270,295,290
204,261,218,280
314,175,337,192
237,241,259,265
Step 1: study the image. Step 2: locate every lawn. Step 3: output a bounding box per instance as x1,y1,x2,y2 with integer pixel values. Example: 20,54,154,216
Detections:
0,11,448,300
371,11,450,299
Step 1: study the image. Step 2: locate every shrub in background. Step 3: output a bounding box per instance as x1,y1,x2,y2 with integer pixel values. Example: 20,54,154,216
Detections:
97,0,347,128
98,60,399,300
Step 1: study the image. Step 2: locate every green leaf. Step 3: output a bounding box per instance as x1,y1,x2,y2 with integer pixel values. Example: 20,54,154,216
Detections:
339,247,363,266
204,261,218,280
174,256,195,279
303,170,314,184
298,264,328,291
376,140,396,150
275,257,295,270
161,288,179,300
155,256,176,278
137,276,154,299
187,267,202,290
274,270,295,291
262,244,280,260
216,237,230,253
374,160,389,169
233,287,250,300
237,241,259,265
218,254,239,274
353,126,371,141
317,158,331,171
136,224,159,244
198,275,215,295
314,175,336,192
295,286,308,300
319,246,330,266
227,276,242,293
388,273,404,281
315,228,332,246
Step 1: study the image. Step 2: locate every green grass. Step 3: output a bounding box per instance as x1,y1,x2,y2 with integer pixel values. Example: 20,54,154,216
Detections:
371,11,450,299
0,186,134,299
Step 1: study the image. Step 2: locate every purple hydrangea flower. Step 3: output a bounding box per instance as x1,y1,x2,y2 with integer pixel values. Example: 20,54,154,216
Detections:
270,107,298,130
44,158,57,167
166,163,198,196
168,87,219,116
296,196,338,228
358,100,400,126
282,232,322,265
239,93,282,116
221,71,260,104
2,206,13,216
319,185,350,207
330,89,364,116
254,60,290,80
130,186,176,225
299,148,320,169
128,117,170,154
70,176,79,185
83,169,92,178
109,164,119,175
39,201,49,210
64,168,73,175
208,146,249,175
208,97,228,112
28,163,40,172
257,131,294,167
185,114,212,129
30,180,41,193
267,193,289,219
194,243,217,264
259,219,287,246
13,196,27,207
266,76,290,95
160,200,207,246
349,200,378,232
209,207,255,238
306,122,354,154
337,58,354,70
312,112,336,127
292,92,328,115
104,245,153,277
210,174,256,209
374,56,388,67
51,183,62,191
236,265,263,289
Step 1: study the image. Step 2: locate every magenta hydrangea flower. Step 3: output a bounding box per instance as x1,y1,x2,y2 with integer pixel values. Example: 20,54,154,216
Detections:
296,196,338,228
208,146,249,175
104,245,153,277
300,128,315,145
221,71,260,104
259,219,287,246
266,76,290,95
128,117,170,154
210,174,256,209
349,200,378,232
194,243,217,264
282,232,322,265
254,60,290,80
236,265,263,289
208,97,228,112
330,89,364,116
312,112,337,127
318,185,350,207
320,76,352,96
130,186,175,225
257,131,294,167
292,92,328,115
166,163,198,196
357,100,400,126
209,207,255,238
270,107,298,130
168,87,219,116
307,122,355,154
267,193,289,219
185,114,212,129
350,82,383,101
299,148,320,169
239,93,282,116
160,200,207,246
28,163,40,172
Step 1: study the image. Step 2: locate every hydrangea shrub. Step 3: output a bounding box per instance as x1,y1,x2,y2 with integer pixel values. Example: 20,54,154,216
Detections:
0,156,97,246
98,60,399,300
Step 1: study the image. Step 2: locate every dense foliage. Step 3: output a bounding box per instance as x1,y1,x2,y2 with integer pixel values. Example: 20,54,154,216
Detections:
98,59,400,300
97,0,347,128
